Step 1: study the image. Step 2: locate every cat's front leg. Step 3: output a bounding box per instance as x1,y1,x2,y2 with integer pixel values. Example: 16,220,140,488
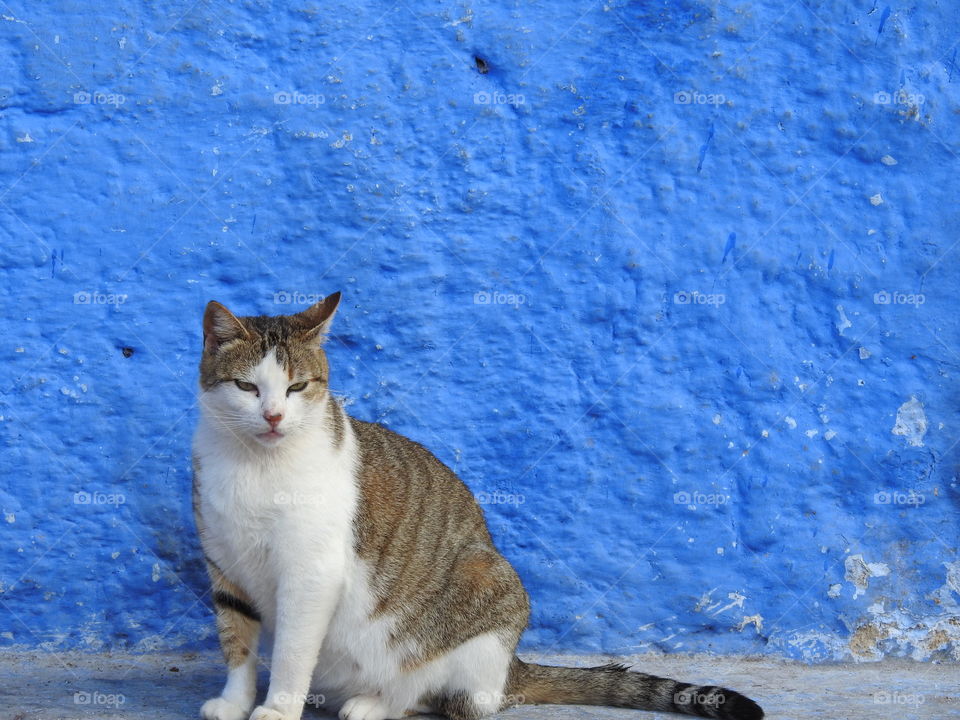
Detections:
200,562,261,720
249,567,343,720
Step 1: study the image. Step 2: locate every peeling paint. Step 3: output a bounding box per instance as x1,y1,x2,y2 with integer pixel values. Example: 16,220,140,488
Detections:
835,304,852,335
844,555,890,599
693,588,717,612
711,591,747,616
892,395,927,447
849,622,891,658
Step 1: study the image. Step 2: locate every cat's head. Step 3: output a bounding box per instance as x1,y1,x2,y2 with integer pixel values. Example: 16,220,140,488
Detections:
197,292,341,447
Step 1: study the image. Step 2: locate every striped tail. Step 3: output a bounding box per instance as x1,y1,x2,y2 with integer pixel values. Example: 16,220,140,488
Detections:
506,659,763,720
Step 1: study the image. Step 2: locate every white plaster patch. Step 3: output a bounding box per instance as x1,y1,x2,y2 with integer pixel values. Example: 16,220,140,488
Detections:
151,563,161,582
945,560,960,598
869,193,884,206
737,614,764,633
892,395,927,447
880,155,897,165
784,416,797,429
712,413,721,425
712,591,746,616
827,583,842,598
859,347,871,359
4,512,14,524
694,589,716,612
845,554,890,599
835,305,852,336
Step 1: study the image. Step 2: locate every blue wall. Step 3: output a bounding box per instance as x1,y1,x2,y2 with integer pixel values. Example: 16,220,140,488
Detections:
1,0,958,662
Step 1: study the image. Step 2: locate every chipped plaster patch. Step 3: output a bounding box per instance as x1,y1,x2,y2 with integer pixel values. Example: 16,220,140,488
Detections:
892,395,927,447
712,591,746,616
835,305,852,335
844,555,890,599
849,622,891,658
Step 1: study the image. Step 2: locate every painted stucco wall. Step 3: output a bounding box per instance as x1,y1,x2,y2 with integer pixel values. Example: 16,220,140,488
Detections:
1,0,958,662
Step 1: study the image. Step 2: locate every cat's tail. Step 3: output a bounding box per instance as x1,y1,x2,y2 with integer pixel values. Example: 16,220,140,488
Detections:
505,658,763,720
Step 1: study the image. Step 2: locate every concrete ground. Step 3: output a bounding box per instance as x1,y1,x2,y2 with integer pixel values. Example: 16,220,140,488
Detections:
0,651,955,720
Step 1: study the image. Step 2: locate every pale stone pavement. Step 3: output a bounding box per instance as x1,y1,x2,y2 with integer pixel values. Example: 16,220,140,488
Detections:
1,651,955,720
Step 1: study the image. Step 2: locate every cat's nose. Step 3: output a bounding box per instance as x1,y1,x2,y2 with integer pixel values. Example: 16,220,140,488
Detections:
263,412,283,427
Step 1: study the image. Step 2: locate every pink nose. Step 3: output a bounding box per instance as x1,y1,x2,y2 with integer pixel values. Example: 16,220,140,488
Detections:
263,412,282,428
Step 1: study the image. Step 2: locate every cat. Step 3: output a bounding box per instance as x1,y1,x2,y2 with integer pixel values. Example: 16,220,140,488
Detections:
192,292,764,720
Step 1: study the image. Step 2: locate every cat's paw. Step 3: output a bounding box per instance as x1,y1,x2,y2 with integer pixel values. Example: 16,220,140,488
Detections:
248,706,286,720
201,697,249,720
338,695,391,720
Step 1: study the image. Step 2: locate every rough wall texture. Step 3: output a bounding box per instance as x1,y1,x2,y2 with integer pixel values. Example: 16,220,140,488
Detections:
1,0,958,662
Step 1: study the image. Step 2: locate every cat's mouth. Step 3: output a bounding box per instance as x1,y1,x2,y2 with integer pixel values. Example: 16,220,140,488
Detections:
257,429,285,443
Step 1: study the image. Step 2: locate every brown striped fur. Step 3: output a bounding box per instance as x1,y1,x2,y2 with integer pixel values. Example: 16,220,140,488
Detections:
349,418,530,671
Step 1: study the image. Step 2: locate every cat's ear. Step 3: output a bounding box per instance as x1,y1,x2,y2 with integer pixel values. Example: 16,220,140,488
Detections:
203,301,249,353
297,291,341,342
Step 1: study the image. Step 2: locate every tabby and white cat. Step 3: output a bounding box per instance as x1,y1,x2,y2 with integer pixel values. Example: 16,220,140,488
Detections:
192,293,763,720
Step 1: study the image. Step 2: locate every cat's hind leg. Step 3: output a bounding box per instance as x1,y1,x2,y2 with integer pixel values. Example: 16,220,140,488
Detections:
420,631,517,720
338,694,405,720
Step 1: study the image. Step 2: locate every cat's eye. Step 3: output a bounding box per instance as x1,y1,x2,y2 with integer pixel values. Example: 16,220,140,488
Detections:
287,381,308,395
234,379,258,393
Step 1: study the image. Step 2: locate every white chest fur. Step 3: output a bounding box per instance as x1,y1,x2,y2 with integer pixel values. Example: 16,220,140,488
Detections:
193,416,359,626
